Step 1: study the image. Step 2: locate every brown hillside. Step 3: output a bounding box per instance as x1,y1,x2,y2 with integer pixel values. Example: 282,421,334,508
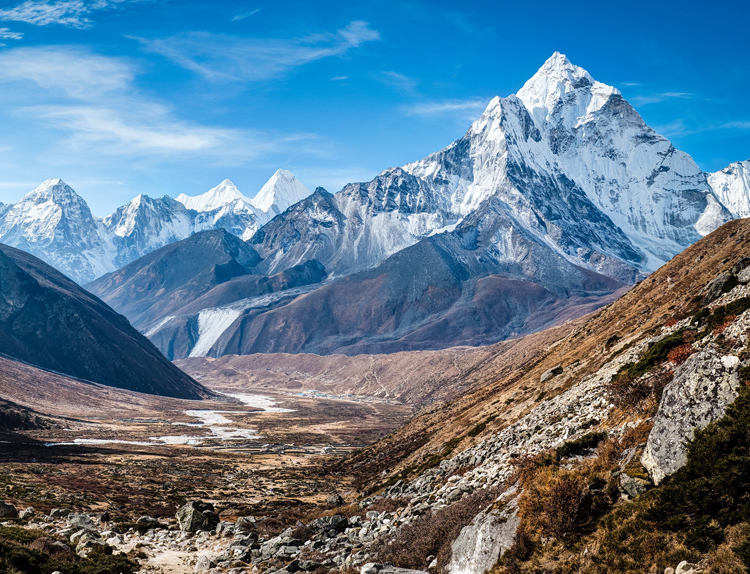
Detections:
339,218,750,491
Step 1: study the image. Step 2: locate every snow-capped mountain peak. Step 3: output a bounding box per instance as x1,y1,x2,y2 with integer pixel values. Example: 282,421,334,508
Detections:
251,169,311,216
175,179,250,212
25,178,81,203
708,159,750,218
517,51,619,129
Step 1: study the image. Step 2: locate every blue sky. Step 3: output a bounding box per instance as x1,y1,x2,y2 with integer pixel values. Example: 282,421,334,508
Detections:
0,0,747,215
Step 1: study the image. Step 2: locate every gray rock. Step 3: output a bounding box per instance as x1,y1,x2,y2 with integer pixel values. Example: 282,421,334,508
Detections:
235,515,256,532
67,513,96,531
619,473,650,498
176,501,220,532
642,349,740,485
540,365,564,383
195,555,216,571
326,493,345,507
448,487,520,574
49,508,70,519
702,271,736,305
18,507,34,519
675,561,703,574
738,266,750,285
0,501,17,518
136,515,160,528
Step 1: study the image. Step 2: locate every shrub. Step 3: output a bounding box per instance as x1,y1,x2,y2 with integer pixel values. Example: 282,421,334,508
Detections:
667,343,695,365
555,432,607,460
614,330,686,382
468,415,497,438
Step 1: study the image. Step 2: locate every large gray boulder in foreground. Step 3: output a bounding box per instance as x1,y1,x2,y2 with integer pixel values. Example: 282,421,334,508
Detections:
176,501,220,532
448,487,520,574
642,348,740,485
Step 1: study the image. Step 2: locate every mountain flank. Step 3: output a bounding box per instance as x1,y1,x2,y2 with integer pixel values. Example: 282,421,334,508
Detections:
0,243,206,399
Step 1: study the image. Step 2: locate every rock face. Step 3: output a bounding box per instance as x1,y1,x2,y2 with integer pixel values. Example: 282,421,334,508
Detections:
448,489,520,574
642,348,741,485
176,501,220,532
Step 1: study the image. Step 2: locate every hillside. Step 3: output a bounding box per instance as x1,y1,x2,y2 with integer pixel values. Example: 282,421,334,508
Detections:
0,243,206,399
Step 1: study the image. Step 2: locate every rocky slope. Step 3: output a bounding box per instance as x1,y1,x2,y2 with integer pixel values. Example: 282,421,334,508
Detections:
7,219,750,574
0,243,206,399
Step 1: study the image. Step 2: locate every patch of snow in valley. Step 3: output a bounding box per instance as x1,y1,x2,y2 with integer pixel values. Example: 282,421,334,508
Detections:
226,393,295,413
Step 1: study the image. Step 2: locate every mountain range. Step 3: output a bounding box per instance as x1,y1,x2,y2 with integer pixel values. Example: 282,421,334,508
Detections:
5,52,750,358
0,169,311,284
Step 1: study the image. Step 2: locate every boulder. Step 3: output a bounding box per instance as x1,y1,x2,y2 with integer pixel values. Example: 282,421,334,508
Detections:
67,513,96,531
326,493,344,506
675,561,703,574
49,508,70,519
235,515,256,533
18,507,34,520
701,271,737,305
0,501,17,518
195,555,215,571
540,365,564,383
642,349,740,485
176,501,220,532
448,487,520,574
136,515,160,528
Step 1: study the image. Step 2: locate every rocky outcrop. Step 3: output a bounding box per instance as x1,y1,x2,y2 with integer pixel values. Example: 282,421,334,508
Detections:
176,501,220,533
642,348,741,485
448,487,520,574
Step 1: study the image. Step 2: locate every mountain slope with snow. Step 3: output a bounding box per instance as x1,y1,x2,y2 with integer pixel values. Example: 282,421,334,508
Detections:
175,179,250,212
515,52,730,269
708,159,750,218
89,52,741,357
250,169,312,216
0,179,115,283
0,171,307,283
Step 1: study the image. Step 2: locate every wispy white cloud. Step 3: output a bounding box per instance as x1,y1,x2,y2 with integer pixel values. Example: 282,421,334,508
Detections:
379,70,417,94
0,46,134,96
404,97,488,118
0,45,315,158
721,120,750,130
331,75,348,81
0,27,23,40
654,118,750,138
135,21,379,82
0,0,143,29
231,7,260,21
630,91,694,106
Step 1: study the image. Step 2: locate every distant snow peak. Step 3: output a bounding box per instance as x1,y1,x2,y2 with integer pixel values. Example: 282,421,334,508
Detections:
176,179,250,212
251,169,311,216
708,160,750,218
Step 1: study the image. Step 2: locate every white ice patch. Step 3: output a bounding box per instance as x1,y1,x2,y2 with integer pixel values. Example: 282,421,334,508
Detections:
189,308,243,358
226,393,295,413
